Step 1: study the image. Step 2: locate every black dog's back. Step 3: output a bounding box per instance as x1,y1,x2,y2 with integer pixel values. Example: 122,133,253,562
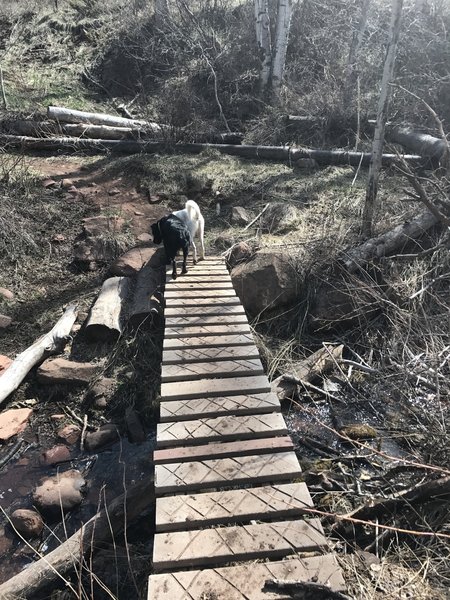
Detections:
151,214,192,279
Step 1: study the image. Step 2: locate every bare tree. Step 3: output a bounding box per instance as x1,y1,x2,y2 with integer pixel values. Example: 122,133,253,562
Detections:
361,0,403,238
343,0,370,107
255,0,272,90
271,0,295,95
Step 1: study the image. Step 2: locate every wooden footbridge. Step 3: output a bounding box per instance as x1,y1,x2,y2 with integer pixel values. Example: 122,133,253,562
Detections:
148,257,345,599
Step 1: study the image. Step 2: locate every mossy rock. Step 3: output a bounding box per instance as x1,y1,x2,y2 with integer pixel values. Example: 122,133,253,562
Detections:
340,424,377,440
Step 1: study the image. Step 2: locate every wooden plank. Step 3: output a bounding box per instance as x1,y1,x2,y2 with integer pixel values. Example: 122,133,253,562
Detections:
164,323,250,338
161,358,263,382
164,305,245,317
155,481,312,531
165,289,236,298
153,436,294,465
154,451,301,494
166,296,240,307
163,333,254,350
161,375,271,400
159,392,281,421
165,314,249,327
152,518,327,571
166,275,231,283
162,345,259,365
166,281,234,290
148,554,346,599
156,413,287,448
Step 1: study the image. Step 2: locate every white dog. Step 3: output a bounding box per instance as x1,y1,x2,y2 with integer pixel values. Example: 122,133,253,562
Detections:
172,200,205,263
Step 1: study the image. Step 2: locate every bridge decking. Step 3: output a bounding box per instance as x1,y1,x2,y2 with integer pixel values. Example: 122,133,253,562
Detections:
148,257,345,599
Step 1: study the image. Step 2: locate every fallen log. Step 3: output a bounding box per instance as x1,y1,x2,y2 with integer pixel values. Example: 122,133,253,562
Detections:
340,210,440,272
0,305,78,406
0,135,424,167
0,475,154,600
47,105,154,129
129,261,165,329
85,277,131,341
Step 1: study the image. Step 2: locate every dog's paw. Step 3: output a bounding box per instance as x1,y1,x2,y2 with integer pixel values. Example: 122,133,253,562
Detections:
181,267,188,274
172,272,177,280
193,259,197,265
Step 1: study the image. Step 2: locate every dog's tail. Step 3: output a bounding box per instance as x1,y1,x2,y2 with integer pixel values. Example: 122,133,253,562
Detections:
185,200,201,221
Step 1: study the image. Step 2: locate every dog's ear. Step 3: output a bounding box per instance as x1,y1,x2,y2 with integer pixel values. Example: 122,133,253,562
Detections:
151,222,162,245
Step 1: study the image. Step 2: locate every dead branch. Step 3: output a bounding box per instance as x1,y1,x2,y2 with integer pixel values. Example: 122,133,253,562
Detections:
264,578,351,599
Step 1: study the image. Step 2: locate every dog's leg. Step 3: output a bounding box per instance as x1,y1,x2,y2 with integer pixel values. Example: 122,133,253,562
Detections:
191,239,198,265
172,258,177,280
199,217,205,260
182,245,188,274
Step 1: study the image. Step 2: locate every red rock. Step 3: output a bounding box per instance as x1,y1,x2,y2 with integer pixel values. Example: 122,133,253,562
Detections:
0,408,33,442
37,358,100,385
108,188,121,196
0,314,13,329
0,287,14,301
0,355,12,373
33,470,85,515
50,414,65,421
137,233,152,243
109,246,163,277
52,234,66,243
40,445,71,466
149,194,160,203
42,178,57,188
85,424,120,451
10,509,44,538
57,424,81,445
61,178,74,188
134,210,144,216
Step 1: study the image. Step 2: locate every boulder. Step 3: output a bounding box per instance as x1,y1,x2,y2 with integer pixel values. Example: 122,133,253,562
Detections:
57,424,81,445
85,377,116,409
37,358,101,385
109,246,163,277
0,287,14,301
84,424,120,452
0,314,12,329
73,215,125,269
33,470,85,516
10,509,44,538
40,445,71,466
226,241,254,269
231,250,299,317
0,355,12,374
231,206,253,227
261,203,299,234
0,408,33,442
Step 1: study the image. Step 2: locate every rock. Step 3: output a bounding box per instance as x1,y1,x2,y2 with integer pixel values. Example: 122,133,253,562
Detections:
50,414,65,421
261,203,299,233
186,174,212,194
148,194,160,203
137,232,152,244
231,250,299,317
0,314,12,329
226,241,254,269
42,178,57,188
214,232,235,251
134,210,144,216
0,527,13,553
67,186,78,194
0,287,14,301
37,358,101,385
57,424,81,445
231,206,253,227
0,355,12,374
108,188,121,196
73,216,125,268
52,233,66,243
340,424,377,440
33,470,85,515
40,445,71,466
110,246,163,277
126,409,146,443
85,377,116,408
10,509,44,538
84,424,120,452
0,408,33,442
61,178,74,188
296,158,318,169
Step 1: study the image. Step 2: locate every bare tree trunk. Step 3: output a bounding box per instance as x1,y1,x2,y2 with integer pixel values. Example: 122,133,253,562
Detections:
361,0,403,238
85,277,131,341
0,305,78,406
255,0,272,91
343,0,370,107
271,0,295,95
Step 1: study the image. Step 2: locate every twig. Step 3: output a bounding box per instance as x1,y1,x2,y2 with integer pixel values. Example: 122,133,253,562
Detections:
282,374,345,404
242,203,270,231
0,66,7,109
0,439,24,470
265,579,351,600
80,414,88,452
409,271,450,299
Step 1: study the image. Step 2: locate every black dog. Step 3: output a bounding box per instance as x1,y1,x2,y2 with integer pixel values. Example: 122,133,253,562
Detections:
151,215,192,279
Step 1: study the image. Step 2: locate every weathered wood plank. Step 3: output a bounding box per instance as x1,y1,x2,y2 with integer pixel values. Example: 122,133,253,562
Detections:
148,554,346,599
165,314,248,328
164,323,250,338
163,333,255,350
153,518,327,570
161,358,263,382
155,481,311,531
165,289,236,298
166,281,234,290
164,305,246,317
153,436,294,465
154,451,301,494
166,296,241,307
161,375,271,400
166,275,231,283
159,392,281,421
157,413,287,447
162,345,260,365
